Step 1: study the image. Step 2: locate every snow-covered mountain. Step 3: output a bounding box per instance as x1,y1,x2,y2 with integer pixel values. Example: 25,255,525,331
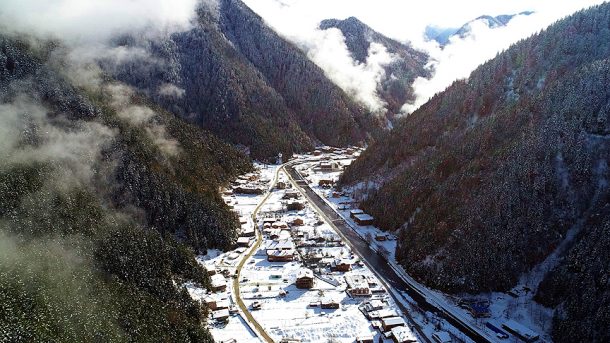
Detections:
319,16,429,119
341,5,610,342
426,11,534,46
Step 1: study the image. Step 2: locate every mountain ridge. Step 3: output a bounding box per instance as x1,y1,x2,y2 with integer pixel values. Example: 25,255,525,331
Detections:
426,11,535,45
0,32,252,342
319,16,429,118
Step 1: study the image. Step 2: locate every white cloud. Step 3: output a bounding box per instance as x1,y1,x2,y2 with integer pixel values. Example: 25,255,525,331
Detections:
158,83,186,98
401,12,558,113
2,0,604,116
402,4,607,113
0,96,116,187
0,1,192,160
245,0,605,48
243,0,606,114
0,0,199,43
304,28,395,112
104,83,182,157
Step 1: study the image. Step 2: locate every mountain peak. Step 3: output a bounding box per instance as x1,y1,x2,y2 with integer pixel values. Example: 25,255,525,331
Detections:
427,11,535,45
318,16,429,117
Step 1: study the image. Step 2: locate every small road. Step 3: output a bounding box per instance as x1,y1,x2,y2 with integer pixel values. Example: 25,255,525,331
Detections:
232,165,284,343
284,161,497,343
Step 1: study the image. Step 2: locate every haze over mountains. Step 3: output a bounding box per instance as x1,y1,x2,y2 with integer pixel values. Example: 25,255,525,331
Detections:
319,17,429,120
425,11,535,46
0,30,251,340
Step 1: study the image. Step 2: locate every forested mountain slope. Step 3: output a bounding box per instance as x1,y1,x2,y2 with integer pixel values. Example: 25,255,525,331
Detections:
341,4,610,342
319,17,429,117
108,0,382,160
0,33,251,341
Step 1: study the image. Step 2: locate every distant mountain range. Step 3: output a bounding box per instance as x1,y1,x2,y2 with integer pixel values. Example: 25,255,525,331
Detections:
319,16,429,118
426,11,535,46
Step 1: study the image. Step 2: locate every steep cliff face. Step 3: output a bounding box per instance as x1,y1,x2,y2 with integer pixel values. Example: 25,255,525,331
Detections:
319,16,429,117
108,0,382,160
340,5,610,342
0,34,251,342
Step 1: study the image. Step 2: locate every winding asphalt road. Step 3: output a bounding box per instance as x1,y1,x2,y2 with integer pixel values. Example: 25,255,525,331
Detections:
284,161,495,343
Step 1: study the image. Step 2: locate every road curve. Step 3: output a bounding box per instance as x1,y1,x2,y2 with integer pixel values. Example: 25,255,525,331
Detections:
232,165,284,343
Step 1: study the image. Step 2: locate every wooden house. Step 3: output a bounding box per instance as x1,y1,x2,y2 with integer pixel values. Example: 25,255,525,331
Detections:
267,249,295,262
381,316,406,331
295,268,314,289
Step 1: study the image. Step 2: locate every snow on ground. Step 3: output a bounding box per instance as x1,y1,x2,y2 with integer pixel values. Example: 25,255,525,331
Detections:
239,254,380,342
236,167,413,343
188,281,261,343
300,149,554,342
188,163,280,343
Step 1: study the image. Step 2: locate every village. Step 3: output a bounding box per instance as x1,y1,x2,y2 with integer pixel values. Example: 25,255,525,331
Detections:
187,146,548,343
184,147,426,343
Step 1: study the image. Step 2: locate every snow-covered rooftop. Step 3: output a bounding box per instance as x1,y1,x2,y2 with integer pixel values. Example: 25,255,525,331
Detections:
297,268,314,279
391,326,417,343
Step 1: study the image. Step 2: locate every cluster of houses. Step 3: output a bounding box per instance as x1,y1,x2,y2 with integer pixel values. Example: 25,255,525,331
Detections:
307,297,340,310
349,209,375,226
261,210,343,251
293,268,342,310
311,146,360,157
204,269,240,324
266,239,296,262
261,210,303,262
205,294,239,323
459,298,491,318
210,271,227,292
300,250,355,272
293,254,383,298
235,216,256,248
356,300,416,343
314,160,343,172
230,172,267,195
343,273,385,297
345,274,372,297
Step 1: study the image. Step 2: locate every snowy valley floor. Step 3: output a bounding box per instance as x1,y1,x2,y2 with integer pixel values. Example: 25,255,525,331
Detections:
188,148,555,343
